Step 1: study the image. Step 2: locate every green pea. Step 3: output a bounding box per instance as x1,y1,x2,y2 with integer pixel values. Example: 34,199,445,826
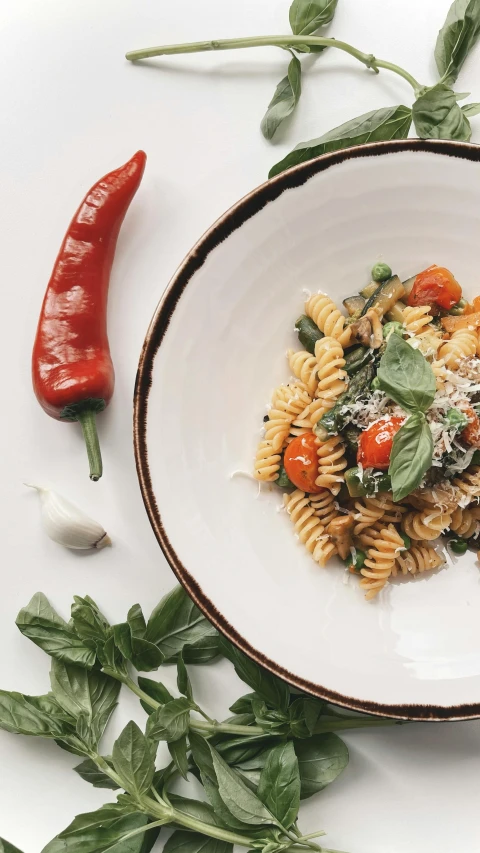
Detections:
371,376,381,390
445,408,468,429
383,321,404,340
449,298,467,316
371,262,392,282
449,538,468,555
399,532,411,550
343,549,366,572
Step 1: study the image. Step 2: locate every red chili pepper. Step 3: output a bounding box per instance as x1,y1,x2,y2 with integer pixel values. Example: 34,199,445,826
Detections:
32,151,147,480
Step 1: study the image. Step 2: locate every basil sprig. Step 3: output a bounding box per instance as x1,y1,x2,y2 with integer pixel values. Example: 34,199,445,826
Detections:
261,54,302,141
413,83,472,141
376,335,436,501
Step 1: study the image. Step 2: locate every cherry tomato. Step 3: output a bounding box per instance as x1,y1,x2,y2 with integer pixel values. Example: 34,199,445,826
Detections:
357,417,405,470
284,433,322,493
408,265,462,312
461,406,480,448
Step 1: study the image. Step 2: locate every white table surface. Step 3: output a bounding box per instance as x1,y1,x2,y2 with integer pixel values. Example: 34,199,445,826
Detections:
2,0,480,850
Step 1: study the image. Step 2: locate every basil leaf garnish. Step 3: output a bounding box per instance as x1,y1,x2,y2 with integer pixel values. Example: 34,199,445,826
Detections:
269,106,412,178
261,55,302,140
289,0,338,35
389,413,434,501
435,0,480,85
377,334,436,413
413,83,472,141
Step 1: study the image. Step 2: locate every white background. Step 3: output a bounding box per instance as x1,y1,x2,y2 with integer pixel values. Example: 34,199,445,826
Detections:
2,0,480,850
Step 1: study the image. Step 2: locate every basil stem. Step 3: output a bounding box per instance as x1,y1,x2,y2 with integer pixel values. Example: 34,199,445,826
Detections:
126,35,421,93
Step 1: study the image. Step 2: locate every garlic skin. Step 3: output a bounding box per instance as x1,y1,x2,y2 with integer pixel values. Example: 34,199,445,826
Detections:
26,485,111,550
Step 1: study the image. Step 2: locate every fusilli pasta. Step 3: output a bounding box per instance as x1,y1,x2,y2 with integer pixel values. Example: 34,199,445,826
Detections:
287,350,319,397
403,305,433,334
284,490,337,565
359,525,405,600
305,293,351,348
438,328,477,369
254,440,281,481
402,509,452,541
316,435,347,495
393,543,444,576
449,506,480,539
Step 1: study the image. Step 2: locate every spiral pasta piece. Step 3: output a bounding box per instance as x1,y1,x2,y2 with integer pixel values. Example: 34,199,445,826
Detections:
274,382,312,416
284,490,325,551
316,435,347,495
402,509,452,541
312,337,347,423
438,328,477,369
305,293,351,348
283,490,337,565
394,543,444,576
452,467,480,506
310,489,338,527
431,358,448,390
359,524,405,600
450,506,480,539
353,494,400,535
287,349,319,397
403,305,433,334
254,441,281,481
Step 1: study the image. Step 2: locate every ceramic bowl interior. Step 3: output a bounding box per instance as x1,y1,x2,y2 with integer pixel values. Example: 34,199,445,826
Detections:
135,140,480,721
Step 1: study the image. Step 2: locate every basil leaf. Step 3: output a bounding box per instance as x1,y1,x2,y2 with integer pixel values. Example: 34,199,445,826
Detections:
269,105,412,177
229,692,261,714
16,593,96,669
145,697,192,742
462,101,480,115
413,83,471,140
189,732,247,831
0,690,68,738
137,676,174,714
71,596,111,645
0,841,24,853
219,638,290,712
168,733,190,779
50,661,119,745
435,0,480,85
261,55,301,140
216,734,279,766
23,692,75,725
168,794,224,829
288,697,325,738
112,721,156,797
146,586,220,664
389,413,434,501
127,604,148,639
257,742,300,828
177,653,193,701
210,744,278,826
164,830,232,853
289,0,338,35
294,733,349,799
113,622,164,673
377,334,435,413
73,756,120,789
43,808,156,853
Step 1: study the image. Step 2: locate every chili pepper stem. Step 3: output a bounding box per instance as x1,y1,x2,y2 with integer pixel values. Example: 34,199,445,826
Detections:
77,408,103,481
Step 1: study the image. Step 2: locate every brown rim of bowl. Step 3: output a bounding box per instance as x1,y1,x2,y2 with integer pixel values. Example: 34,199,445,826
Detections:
134,138,480,722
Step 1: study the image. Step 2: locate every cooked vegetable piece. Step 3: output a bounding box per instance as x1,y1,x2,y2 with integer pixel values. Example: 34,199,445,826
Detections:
361,276,405,318
449,538,468,555
371,262,392,282
344,467,392,497
284,433,322,493
344,346,372,376
441,312,480,332
360,281,379,299
449,298,468,315
343,295,366,316
408,265,461,311
295,315,324,354
357,416,405,470
461,406,480,448
383,321,404,340
319,362,375,434
402,275,417,296
343,548,366,572
277,464,295,489
399,532,411,549
342,425,361,454
385,300,407,323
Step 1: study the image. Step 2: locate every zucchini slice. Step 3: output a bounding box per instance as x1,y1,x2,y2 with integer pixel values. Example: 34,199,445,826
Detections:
361,275,405,319
343,295,366,316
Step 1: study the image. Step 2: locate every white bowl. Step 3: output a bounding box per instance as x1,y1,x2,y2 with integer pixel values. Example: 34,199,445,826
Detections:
134,139,480,721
